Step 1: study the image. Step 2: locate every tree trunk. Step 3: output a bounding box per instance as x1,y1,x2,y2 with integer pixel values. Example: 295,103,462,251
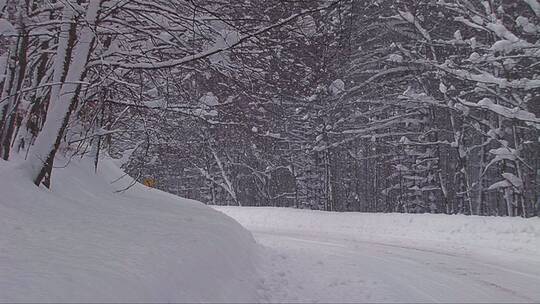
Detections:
25,0,99,186
0,25,28,160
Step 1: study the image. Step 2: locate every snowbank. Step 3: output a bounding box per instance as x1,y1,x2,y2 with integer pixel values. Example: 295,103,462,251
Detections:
0,157,259,302
215,206,540,257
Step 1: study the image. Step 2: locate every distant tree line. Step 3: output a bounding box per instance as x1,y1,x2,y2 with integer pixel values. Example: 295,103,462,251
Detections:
127,0,539,217
1,0,538,217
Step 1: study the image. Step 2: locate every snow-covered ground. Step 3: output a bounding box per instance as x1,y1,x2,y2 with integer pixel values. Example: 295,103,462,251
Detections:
2,156,540,303
0,158,259,303
216,206,540,303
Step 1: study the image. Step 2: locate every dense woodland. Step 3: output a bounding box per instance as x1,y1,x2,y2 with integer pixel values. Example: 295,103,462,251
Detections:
1,0,539,217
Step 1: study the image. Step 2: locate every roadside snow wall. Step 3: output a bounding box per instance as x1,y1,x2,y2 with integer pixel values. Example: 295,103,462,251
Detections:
0,157,259,302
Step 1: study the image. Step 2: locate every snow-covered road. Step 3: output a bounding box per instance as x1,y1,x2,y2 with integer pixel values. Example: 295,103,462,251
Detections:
216,207,540,303
254,230,540,303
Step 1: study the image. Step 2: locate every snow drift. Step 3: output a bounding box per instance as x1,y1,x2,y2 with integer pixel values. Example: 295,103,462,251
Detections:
215,206,540,257
0,157,259,302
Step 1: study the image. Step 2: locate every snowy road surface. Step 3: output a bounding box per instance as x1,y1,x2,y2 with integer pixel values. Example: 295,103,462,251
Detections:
253,230,540,303
216,207,540,303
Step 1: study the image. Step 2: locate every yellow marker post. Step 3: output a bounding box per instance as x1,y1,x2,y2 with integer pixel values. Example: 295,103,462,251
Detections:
143,178,157,188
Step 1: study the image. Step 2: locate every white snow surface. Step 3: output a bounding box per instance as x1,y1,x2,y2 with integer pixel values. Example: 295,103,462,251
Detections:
216,206,540,303
3,156,540,303
215,207,540,256
0,158,259,303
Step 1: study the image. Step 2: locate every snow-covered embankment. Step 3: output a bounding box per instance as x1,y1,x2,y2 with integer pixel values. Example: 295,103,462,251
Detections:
0,158,259,302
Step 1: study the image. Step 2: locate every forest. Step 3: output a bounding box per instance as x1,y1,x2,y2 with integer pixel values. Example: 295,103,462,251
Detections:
1,0,539,217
